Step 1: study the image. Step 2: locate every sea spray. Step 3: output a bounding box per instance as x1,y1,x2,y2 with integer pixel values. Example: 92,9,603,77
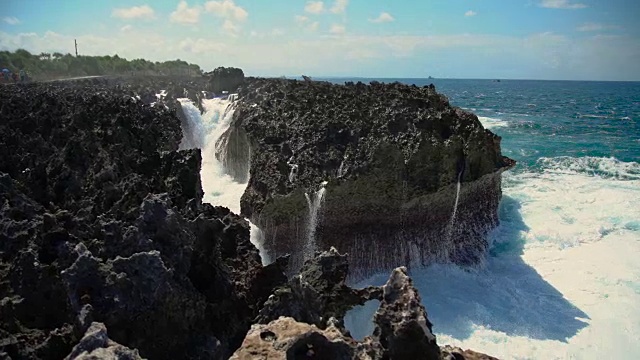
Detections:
287,156,298,183
337,154,349,178
177,99,207,150
444,170,463,259
178,97,269,264
304,181,328,260
249,222,271,265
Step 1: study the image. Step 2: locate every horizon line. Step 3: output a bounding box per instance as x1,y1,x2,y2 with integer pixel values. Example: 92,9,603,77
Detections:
263,75,640,83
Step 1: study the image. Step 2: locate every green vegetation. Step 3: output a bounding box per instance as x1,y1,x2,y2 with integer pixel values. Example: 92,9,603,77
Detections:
0,49,203,80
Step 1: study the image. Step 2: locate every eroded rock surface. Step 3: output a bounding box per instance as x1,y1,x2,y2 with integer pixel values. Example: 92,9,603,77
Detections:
65,322,143,360
0,84,286,359
232,249,498,360
230,78,515,277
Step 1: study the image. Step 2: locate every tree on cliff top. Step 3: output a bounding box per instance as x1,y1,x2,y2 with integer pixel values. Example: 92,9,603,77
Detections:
0,49,203,80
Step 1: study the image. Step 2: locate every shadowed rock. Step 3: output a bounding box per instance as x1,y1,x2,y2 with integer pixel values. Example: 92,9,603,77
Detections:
255,247,382,329
372,267,440,359
0,84,287,359
205,67,245,94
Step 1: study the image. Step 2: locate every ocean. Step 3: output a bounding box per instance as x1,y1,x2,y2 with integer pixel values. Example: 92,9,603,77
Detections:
178,78,640,359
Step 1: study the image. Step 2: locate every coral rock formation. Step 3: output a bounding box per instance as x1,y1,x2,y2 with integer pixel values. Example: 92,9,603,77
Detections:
227,78,514,277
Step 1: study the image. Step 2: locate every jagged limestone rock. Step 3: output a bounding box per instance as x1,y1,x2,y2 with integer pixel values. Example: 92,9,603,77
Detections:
232,78,515,277
65,322,143,360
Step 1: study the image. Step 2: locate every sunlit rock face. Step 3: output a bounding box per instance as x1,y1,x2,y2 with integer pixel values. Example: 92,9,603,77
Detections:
231,78,514,278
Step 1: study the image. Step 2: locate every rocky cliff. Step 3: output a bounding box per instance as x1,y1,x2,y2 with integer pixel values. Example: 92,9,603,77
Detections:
0,83,286,359
223,78,515,277
0,79,500,360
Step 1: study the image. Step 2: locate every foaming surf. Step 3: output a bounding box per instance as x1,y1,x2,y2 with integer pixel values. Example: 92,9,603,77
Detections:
345,155,640,359
478,116,508,130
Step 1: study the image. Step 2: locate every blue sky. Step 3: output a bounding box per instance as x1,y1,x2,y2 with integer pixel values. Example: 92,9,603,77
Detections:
2,0,639,80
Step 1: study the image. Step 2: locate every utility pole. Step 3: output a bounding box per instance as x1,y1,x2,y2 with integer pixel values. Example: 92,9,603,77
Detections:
74,39,78,56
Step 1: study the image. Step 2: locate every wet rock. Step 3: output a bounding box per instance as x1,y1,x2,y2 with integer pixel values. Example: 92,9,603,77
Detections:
232,78,515,277
65,322,143,360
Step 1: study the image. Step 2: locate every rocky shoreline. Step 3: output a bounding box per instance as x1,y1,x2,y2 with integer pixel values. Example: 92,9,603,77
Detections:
1,75,503,359
227,77,515,277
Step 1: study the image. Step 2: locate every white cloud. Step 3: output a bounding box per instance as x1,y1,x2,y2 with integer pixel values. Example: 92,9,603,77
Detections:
204,0,248,22
330,24,346,35
308,21,319,32
248,29,284,39
465,10,477,17
577,23,619,32
305,1,325,14
330,0,348,14
112,5,155,20
3,17,20,25
369,12,395,23
295,15,309,25
170,1,201,24
120,25,133,32
179,37,226,54
223,20,239,35
539,0,587,9
1,28,638,81
295,15,319,32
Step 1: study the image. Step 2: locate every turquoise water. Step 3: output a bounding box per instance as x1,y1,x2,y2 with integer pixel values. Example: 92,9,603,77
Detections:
337,79,640,359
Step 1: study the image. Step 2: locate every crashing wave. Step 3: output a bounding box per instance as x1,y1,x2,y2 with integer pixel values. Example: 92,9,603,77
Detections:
536,156,640,180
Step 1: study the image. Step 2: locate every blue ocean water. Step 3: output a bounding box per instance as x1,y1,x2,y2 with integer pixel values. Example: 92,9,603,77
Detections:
332,79,640,359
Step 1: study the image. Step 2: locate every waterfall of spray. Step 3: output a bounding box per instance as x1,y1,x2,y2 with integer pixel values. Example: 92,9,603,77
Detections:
178,97,245,212
337,154,349,178
287,156,298,183
178,97,269,265
444,170,463,255
304,181,328,259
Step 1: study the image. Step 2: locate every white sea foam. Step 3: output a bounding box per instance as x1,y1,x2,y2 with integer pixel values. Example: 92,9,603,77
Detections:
345,157,640,359
178,98,247,213
478,116,508,130
536,156,640,180
178,97,269,262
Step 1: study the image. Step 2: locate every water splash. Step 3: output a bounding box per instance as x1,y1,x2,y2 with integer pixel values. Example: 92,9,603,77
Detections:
444,170,463,254
178,97,268,264
287,156,298,183
338,154,349,178
304,181,328,259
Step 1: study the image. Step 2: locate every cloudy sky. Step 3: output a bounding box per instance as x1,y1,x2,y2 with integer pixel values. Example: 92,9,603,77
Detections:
2,0,639,80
